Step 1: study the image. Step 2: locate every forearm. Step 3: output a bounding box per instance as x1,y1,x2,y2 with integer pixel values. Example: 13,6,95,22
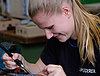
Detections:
22,57,40,74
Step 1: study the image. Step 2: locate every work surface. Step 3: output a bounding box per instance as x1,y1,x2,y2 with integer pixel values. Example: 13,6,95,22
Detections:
0,30,47,44
0,74,47,76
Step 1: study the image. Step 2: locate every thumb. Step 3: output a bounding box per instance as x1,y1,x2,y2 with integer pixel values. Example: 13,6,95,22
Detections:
12,53,19,60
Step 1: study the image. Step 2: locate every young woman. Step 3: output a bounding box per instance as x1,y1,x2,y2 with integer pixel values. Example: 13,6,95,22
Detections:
3,0,100,76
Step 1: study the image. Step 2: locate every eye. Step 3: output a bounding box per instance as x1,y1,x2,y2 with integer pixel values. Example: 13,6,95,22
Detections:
47,25,54,29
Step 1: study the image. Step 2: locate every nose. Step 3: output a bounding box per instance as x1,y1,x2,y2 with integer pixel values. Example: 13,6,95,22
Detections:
45,29,53,39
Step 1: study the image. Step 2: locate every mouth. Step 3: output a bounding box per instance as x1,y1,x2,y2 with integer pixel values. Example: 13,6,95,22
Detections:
53,33,65,39
54,35,61,39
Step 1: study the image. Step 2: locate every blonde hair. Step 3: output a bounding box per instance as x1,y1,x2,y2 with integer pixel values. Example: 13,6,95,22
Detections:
29,0,100,66
72,0,100,66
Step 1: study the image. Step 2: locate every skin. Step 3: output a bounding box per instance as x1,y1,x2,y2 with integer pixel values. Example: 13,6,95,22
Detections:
32,8,77,42
3,4,77,76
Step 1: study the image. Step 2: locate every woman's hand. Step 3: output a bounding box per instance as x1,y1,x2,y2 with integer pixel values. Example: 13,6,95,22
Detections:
2,53,22,70
43,64,66,76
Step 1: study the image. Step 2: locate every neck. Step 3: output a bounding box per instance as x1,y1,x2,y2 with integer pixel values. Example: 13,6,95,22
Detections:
71,31,77,40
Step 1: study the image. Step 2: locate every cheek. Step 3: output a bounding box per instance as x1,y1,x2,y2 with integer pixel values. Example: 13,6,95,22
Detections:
60,24,74,34
61,19,74,33
52,16,74,33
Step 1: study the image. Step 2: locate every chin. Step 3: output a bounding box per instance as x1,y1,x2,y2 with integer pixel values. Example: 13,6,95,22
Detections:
58,39,67,42
58,37,69,42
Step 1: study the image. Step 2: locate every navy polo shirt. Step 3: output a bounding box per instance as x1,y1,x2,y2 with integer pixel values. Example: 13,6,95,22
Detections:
40,37,100,76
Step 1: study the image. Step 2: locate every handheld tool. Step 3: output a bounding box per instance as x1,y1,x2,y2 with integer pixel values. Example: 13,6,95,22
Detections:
0,44,31,74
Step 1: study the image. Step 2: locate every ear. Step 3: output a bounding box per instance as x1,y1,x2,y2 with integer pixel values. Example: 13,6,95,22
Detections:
62,6,72,18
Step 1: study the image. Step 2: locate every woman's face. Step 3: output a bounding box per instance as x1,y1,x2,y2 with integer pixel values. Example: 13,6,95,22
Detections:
32,11,77,42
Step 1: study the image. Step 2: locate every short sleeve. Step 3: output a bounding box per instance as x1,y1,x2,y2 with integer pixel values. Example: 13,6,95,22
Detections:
40,37,59,65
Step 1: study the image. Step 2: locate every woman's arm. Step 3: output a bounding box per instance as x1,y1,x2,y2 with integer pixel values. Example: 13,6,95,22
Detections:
24,58,46,74
3,53,46,74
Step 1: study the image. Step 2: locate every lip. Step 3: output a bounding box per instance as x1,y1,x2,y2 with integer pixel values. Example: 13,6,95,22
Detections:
55,35,61,39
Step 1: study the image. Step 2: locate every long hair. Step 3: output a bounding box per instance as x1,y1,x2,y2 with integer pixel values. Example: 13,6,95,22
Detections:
72,0,100,66
28,0,100,66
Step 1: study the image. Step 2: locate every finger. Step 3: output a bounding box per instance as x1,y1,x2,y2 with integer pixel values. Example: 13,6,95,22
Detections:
44,64,66,76
47,64,62,68
12,53,19,60
43,69,49,75
48,72,55,76
3,53,12,61
4,61,19,69
12,53,22,62
3,61,17,70
44,64,64,76
45,64,62,72
5,64,18,70
3,60,16,66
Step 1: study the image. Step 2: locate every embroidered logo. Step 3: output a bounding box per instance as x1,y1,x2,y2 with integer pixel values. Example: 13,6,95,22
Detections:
79,68,96,73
